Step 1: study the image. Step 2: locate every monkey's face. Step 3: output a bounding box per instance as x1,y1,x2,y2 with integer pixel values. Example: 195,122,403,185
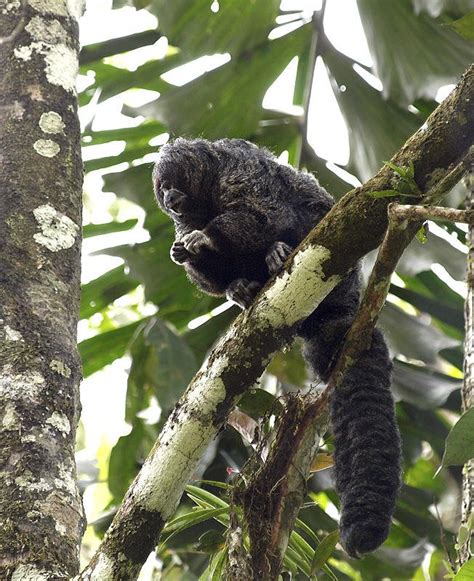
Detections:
153,138,218,228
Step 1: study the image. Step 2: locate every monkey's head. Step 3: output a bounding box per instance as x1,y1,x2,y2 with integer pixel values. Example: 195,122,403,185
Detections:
153,138,219,227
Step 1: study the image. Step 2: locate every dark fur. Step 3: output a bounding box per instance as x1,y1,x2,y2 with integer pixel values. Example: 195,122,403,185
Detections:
153,137,401,558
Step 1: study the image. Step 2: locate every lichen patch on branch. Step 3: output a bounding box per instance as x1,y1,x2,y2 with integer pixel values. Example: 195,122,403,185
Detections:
45,411,71,435
256,244,341,327
39,111,65,134
33,204,79,252
28,0,69,16
0,368,45,400
11,563,51,581
33,138,59,157
44,44,77,92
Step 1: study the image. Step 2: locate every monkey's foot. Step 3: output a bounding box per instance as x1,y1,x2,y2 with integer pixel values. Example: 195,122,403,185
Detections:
266,241,293,275
170,241,191,264
226,279,261,308
182,230,216,255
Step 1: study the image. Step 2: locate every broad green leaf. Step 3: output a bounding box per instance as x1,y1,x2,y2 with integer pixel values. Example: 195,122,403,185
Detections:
392,361,461,409
82,54,180,102
448,12,474,40
80,265,138,319
440,407,474,468
137,24,311,139
100,238,220,329
126,317,198,418
412,0,474,18
310,530,339,575
103,164,162,218
84,144,156,173
405,457,446,494
267,341,308,386
379,303,459,364
357,0,473,105
82,121,166,147
79,318,146,376
237,388,283,419
184,304,238,361
300,145,353,198
398,402,450,459
83,219,138,238
108,419,146,500
324,48,420,181
400,271,464,310
149,0,280,57
454,558,474,580
398,230,467,281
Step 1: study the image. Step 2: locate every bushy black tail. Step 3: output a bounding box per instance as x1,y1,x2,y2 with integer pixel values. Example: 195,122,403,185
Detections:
299,271,401,558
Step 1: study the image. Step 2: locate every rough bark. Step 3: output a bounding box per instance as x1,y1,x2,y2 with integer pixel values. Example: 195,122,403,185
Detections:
459,164,474,566
0,1,85,578
79,65,473,580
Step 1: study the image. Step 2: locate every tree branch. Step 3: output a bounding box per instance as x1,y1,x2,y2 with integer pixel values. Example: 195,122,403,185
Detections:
236,152,470,580
79,65,473,581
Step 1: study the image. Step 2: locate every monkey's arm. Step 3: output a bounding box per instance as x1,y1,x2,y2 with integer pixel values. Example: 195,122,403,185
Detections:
204,207,280,255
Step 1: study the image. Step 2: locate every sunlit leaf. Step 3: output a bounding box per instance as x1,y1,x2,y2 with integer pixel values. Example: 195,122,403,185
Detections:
324,48,420,180
454,558,474,580
448,12,474,40
149,0,280,57
79,319,146,376
357,0,472,105
80,265,138,319
379,303,460,364
440,407,474,468
137,25,311,139
392,361,461,409
83,219,138,238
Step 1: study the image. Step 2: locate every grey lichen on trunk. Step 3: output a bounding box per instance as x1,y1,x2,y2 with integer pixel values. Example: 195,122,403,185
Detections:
0,1,85,578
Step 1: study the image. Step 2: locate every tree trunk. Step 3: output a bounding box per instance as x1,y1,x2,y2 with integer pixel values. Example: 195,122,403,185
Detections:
0,1,85,578
459,166,473,566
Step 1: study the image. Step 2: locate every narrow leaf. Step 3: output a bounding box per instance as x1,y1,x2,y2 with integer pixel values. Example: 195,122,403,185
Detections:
310,531,340,575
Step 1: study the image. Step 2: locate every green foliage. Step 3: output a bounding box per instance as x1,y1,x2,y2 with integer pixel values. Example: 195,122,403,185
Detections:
78,0,471,577
440,407,474,468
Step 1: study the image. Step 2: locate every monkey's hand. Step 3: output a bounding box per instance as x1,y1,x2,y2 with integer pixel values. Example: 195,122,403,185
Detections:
266,241,293,275
182,230,216,256
226,278,261,308
170,241,191,264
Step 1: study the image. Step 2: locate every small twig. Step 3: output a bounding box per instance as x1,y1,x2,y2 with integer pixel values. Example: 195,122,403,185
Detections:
390,204,473,224
0,1,26,46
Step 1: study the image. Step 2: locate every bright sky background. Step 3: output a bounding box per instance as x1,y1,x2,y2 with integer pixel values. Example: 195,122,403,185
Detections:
77,1,465,546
